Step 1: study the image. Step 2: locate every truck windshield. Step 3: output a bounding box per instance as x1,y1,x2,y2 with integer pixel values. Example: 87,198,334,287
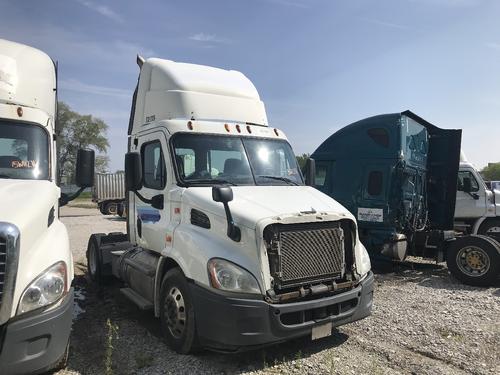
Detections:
0,121,49,180
173,134,303,186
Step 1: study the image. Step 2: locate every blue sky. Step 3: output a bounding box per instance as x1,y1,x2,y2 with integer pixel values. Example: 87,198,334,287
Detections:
1,0,499,171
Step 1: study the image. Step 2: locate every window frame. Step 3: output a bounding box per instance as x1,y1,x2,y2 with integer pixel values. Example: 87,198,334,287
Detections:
457,170,480,193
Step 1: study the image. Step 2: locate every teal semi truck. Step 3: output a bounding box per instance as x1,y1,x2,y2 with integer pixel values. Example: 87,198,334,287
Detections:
309,111,499,286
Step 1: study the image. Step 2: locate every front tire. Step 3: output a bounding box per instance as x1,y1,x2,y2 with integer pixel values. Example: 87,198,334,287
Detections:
446,235,500,286
86,233,106,284
159,268,198,354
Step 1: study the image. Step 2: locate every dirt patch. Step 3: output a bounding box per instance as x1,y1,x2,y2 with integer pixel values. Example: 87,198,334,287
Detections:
57,207,500,375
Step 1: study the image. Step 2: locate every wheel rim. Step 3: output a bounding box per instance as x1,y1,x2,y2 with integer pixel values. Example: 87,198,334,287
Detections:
456,245,490,277
485,226,500,234
89,243,97,275
164,287,186,339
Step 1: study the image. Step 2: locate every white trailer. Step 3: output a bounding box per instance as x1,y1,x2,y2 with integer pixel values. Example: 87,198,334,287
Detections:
0,39,93,374
87,56,373,353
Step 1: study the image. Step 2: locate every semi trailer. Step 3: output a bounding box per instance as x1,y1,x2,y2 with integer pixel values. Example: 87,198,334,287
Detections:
93,172,126,216
309,111,499,286
86,56,373,353
0,39,94,373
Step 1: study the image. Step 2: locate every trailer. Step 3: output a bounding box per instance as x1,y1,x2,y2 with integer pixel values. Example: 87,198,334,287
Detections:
309,111,499,286
93,172,126,216
86,55,374,353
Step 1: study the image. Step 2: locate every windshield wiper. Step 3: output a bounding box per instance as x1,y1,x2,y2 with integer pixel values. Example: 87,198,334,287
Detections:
257,175,299,186
187,178,238,186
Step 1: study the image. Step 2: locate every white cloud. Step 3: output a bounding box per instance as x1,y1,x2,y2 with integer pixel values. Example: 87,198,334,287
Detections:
75,0,123,23
485,42,500,51
189,33,230,44
60,79,130,98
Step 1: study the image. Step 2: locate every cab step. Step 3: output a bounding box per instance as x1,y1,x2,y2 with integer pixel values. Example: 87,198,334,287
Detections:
120,288,153,310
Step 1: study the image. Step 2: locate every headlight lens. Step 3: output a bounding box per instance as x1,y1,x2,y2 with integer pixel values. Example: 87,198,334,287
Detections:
18,262,67,314
207,258,261,294
357,242,371,278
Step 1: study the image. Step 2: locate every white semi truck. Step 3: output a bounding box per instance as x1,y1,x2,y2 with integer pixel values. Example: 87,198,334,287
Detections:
87,56,373,353
0,39,94,373
455,154,500,240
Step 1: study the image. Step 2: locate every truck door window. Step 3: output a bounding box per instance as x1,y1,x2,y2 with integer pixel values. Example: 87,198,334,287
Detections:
142,141,166,190
457,171,479,192
367,171,383,196
315,164,328,187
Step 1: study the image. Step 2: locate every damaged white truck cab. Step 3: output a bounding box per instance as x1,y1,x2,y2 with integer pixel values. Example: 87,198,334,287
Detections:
87,56,373,353
0,39,94,374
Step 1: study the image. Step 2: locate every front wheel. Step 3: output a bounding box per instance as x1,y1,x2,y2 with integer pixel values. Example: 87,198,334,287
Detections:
478,219,500,242
159,268,199,354
86,233,106,284
446,235,500,286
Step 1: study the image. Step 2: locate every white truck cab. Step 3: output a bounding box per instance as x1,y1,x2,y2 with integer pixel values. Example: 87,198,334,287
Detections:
87,56,373,353
0,39,93,374
454,153,500,240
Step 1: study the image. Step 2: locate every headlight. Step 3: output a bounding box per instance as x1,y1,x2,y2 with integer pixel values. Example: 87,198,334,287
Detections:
18,262,68,314
207,258,261,294
357,242,371,278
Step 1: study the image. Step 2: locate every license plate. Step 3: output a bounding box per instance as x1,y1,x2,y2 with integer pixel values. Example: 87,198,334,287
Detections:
311,322,332,340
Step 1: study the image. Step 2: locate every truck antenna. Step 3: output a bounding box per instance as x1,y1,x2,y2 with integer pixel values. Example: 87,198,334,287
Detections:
137,55,145,68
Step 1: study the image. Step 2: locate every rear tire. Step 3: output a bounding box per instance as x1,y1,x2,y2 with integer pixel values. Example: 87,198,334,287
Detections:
159,268,199,354
104,201,117,215
446,235,500,286
86,233,106,284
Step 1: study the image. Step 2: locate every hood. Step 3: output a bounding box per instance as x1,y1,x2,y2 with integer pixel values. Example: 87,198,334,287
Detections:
182,185,353,229
0,179,58,246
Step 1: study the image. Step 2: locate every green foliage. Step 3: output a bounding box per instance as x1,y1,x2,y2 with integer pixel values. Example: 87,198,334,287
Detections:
57,101,109,182
296,153,310,170
481,163,500,181
105,318,119,375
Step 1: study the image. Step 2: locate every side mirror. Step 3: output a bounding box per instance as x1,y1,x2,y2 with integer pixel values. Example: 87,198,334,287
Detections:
125,152,143,191
304,158,316,186
75,149,95,188
212,186,233,203
462,177,472,193
212,186,240,242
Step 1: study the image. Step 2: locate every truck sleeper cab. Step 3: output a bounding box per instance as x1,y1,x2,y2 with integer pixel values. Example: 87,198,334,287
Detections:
87,57,373,353
310,111,500,286
0,39,94,374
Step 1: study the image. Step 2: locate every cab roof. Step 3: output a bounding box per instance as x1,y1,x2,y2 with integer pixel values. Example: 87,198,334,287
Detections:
0,39,56,119
130,58,268,135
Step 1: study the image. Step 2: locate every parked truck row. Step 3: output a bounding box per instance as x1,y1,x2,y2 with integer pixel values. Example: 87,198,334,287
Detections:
0,38,498,374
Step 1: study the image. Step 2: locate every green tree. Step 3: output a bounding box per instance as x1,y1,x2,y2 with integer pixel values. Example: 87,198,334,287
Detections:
296,153,310,171
481,163,500,181
57,102,109,182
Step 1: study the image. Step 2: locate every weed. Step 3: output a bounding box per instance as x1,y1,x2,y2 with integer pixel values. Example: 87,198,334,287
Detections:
105,318,119,375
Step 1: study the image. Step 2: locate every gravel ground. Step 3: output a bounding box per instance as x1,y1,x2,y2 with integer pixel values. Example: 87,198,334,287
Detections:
57,206,499,375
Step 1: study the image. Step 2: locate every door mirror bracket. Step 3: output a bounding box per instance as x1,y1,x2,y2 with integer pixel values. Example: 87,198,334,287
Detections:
212,186,240,242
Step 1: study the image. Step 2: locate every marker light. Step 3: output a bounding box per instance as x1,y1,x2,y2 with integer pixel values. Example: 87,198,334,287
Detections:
246,125,252,134
236,124,241,133
187,121,193,130
224,123,230,132
274,128,279,136
17,107,23,117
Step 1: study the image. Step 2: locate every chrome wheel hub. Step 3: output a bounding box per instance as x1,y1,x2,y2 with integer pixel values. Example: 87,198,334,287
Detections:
456,246,490,277
165,287,186,338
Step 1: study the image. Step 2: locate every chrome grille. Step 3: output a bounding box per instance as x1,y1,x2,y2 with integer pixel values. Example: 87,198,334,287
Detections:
265,222,346,289
0,236,5,305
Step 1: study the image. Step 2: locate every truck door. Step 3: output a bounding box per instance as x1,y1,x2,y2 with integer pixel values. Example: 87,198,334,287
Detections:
134,131,170,252
454,169,487,219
